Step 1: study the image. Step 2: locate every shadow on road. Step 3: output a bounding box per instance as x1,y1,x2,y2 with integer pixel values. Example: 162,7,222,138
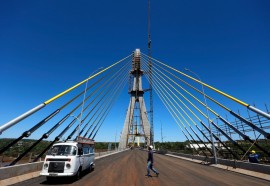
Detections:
40,169,92,185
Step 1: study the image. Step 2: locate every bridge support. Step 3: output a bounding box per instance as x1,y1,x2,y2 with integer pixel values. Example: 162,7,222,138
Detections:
119,49,151,149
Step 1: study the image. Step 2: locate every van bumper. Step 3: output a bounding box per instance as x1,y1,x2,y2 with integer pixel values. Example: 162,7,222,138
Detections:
40,172,76,177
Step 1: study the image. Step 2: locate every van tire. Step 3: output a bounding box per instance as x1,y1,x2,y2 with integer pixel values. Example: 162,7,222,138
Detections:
86,164,93,173
75,167,82,180
90,164,94,172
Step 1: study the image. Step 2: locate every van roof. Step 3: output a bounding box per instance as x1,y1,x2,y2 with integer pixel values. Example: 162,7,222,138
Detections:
54,137,95,146
77,136,95,145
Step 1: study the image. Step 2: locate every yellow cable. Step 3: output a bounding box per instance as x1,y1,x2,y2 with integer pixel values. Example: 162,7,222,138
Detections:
148,66,191,127
150,62,220,117
148,67,199,125
142,62,191,131
141,56,231,112
141,53,248,107
152,77,186,130
44,54,132,105
143,62,206,146
142,58,215,126
141,59,202,122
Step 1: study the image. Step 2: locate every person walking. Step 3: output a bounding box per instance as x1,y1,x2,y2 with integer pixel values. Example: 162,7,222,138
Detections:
145,145,159,177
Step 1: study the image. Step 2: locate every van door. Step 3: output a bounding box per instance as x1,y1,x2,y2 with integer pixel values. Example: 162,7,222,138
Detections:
82,145,90,170
89,145,95,165
78,146,84,170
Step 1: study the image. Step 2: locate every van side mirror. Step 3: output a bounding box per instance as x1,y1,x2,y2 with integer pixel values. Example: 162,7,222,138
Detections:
78,148,83,156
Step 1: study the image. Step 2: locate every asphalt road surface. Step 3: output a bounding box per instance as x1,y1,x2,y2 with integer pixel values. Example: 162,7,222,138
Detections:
12,149,269,186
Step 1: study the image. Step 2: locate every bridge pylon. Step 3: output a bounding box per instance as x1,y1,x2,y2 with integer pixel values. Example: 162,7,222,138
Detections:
119,49,151,149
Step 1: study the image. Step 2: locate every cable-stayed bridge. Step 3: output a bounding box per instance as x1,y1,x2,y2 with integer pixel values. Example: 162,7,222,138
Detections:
0,49,270,185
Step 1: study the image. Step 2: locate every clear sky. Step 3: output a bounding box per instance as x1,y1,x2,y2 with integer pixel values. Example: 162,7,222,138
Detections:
0,0,270,142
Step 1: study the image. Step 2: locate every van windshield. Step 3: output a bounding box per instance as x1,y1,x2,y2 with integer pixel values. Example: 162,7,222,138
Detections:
48,145,77,156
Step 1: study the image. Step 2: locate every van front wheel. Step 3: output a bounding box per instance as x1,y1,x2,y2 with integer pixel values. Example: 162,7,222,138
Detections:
89,164,94,172
75,168,82,180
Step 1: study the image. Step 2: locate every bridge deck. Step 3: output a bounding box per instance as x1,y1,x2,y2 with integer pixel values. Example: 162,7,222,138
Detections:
13,149,269,186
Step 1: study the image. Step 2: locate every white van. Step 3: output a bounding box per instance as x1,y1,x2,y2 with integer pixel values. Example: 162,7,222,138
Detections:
40,137,95,181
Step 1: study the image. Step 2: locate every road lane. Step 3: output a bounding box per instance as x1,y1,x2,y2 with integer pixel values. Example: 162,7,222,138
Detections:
12,149,269,186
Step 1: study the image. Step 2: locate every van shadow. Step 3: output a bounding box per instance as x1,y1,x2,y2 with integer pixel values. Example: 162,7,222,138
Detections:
40,170,91,185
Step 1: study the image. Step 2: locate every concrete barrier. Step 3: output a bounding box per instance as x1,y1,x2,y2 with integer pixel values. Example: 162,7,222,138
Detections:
95,150,117,157
166,151,270,174
0,161,43,180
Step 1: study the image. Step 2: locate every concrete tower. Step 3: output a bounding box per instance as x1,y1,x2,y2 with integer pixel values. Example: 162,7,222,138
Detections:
119,49,151,149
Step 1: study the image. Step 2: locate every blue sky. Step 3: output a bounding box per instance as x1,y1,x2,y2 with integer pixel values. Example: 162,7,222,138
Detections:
0,0,270,142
